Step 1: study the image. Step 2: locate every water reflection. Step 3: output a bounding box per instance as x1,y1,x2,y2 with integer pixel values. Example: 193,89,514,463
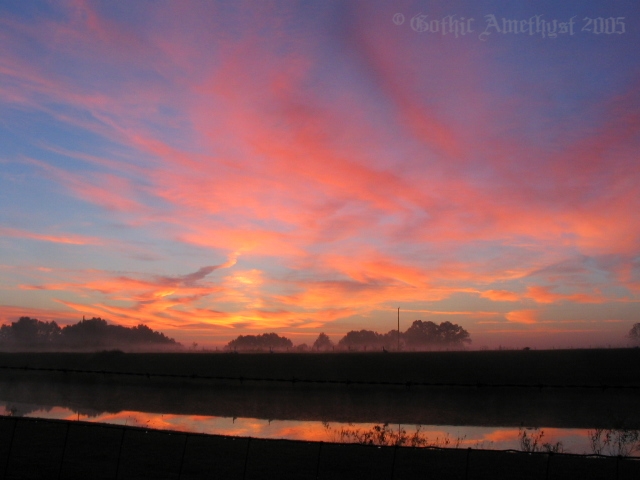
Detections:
588,428,640,457
2,378,639,429
3,402,639,456
2,376,640,457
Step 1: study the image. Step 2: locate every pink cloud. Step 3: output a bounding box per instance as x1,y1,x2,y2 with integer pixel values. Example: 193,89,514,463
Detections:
525,286,607,304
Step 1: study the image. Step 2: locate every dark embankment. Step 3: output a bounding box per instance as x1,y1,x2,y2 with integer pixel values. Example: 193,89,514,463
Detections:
1,416,639,480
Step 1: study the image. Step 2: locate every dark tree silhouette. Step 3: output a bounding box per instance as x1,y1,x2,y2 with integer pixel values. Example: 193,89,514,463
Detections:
337,330,386,351
380,329,401,350
628,323,640,343
336,321,471,351
61,318,178,349
226,333,293,352
0,317,61,348
312,333,334,351
403,320,471,349
404,320,439,348
26,317,61,345
437,321,472,347
0,316,180,351
61,317,110,348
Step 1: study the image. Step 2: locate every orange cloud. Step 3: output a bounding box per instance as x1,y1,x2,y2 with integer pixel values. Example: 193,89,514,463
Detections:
505,310,539,324
480,290,520,302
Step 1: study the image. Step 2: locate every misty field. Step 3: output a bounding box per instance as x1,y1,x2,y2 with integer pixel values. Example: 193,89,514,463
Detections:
2,348,640,386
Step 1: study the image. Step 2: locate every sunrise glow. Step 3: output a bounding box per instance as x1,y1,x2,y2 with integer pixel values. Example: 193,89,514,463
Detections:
1,1,639,348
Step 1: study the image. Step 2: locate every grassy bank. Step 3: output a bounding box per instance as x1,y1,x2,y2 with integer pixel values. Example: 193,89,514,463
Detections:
2,415,639,480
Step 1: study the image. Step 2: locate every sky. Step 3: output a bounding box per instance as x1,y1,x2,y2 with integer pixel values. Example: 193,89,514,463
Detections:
1,0,639,349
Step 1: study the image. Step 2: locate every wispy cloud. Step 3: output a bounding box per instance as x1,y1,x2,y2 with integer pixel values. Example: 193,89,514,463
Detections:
0,227,103,246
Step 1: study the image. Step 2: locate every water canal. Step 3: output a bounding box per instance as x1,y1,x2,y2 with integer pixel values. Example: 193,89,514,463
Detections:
1,379,638,457
1,402,626,455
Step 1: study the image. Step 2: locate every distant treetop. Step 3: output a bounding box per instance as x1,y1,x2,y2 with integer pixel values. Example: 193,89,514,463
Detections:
312,332,334,351
226,333,293,352
337,320,471,351
628,323,640,343
0,316,181,352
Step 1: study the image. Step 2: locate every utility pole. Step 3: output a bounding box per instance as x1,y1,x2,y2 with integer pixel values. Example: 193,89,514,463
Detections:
397,307,400,352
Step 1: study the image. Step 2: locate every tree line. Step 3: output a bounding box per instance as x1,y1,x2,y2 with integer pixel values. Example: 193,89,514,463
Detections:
5,316,638,353
226,320,472,352
0,316,472,353
0,317,180,351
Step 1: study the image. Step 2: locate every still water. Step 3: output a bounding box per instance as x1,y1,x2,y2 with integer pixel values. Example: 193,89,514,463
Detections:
2,402,638,457
2,375,639,457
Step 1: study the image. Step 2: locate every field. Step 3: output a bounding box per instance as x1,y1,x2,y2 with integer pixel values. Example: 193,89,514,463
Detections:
1,348,639,386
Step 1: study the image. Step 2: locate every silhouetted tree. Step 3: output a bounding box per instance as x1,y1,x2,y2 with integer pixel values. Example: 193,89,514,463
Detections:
312,333,334,351
60,318,178,349
437,321,472,347
628,323,640,343
338,330,385,351
126,323,177,345
61,317,110,348
226,333,293,352
0,317,61,348
335,321,471,352
403,320,471,349
404,320,439,348
0,316,180,351
381,329,401,350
